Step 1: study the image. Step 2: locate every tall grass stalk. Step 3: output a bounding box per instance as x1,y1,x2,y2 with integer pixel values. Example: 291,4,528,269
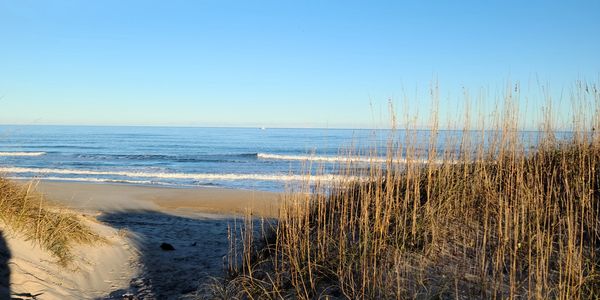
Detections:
219,82,600,299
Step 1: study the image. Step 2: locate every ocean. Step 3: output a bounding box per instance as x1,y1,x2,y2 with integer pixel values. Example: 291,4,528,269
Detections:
0,125,403,191
0,125,563,191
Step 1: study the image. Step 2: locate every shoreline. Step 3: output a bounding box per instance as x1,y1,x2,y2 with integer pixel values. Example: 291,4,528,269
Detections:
26,180,283,218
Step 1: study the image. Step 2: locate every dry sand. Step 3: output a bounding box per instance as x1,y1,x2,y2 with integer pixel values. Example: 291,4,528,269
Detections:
3,219,136,299
3,181,282,299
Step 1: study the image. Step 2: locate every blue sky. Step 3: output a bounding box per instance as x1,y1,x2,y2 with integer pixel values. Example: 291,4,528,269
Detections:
0,1,598,128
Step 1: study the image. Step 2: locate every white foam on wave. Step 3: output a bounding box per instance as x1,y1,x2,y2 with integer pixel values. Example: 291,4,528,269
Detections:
257,153,390,163
0,167,358,182
0,152,46,157
256,153,444,164
5,176,178,186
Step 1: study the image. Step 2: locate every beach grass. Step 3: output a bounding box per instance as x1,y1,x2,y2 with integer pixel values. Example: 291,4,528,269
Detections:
217,82,600,299
0,178,102,265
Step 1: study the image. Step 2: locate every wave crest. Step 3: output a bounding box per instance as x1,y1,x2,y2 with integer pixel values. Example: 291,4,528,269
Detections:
0,167,357,182
6,176,179,186
257,153,388,163
0,152,46,157
256,153,450,164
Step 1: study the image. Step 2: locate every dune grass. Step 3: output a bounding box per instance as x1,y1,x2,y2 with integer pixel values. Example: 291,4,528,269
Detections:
0,178,101,265
215,82,600,299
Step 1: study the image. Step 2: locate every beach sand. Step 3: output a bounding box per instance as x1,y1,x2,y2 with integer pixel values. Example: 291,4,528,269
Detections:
35,181,282,218
2,218,137,299
5,181,282,299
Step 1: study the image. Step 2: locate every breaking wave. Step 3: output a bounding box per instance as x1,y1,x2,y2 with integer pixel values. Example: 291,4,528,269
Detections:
257,153,389,163
0,152,46,157
256,153,443,164
0,167,357,182
5,176,180,186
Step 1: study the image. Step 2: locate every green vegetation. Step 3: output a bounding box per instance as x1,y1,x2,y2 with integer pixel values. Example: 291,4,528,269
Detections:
0,178,101,265
216,83,600,299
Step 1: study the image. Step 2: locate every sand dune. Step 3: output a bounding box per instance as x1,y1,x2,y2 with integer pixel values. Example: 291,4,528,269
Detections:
3,181,281,299
3,218,136,299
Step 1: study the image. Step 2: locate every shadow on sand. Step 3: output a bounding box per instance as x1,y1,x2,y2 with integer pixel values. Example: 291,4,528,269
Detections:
0,230,10,299
99,210,236,299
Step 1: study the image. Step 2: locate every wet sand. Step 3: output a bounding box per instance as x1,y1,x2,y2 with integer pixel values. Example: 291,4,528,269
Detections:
35,181,282,218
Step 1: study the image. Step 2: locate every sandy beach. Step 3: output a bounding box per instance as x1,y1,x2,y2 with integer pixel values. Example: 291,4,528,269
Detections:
4,181,281,299
35,181,282,218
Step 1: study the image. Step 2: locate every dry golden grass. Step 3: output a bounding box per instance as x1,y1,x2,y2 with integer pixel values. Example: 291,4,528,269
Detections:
0,178,101,265
216,82,600,299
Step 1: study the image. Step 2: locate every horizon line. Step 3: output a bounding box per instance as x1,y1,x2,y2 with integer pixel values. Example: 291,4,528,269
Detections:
0,122,386,130
0,123,565,132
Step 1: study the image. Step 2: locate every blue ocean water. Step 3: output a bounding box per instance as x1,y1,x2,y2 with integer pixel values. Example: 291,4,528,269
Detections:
0,125,399,191
0,125,564,191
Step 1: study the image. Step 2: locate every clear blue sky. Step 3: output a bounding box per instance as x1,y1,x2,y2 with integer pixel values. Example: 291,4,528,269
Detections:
0,1,598,128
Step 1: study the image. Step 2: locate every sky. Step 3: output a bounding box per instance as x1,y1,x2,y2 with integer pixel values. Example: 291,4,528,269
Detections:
0,1,599,128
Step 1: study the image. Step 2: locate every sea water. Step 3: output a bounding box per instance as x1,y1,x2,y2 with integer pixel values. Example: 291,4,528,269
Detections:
0,125,557,191
0,126,400,191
